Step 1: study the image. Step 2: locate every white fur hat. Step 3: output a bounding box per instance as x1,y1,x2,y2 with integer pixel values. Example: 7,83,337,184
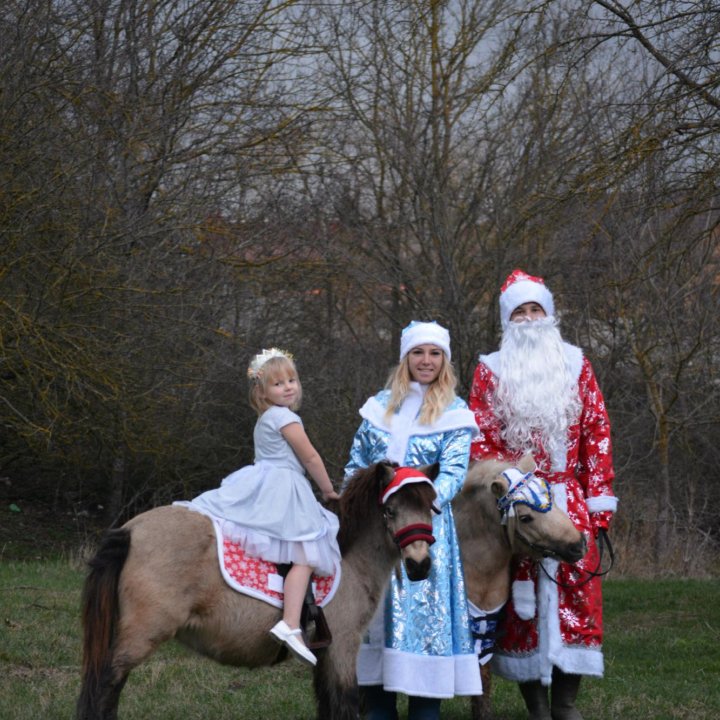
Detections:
399,321,451,360
499,269,555,329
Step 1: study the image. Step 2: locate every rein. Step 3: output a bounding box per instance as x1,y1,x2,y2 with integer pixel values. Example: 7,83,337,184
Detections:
538,529,615,589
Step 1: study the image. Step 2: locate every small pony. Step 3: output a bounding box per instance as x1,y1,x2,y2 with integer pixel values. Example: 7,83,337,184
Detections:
77,461,439,720
453,456,586,720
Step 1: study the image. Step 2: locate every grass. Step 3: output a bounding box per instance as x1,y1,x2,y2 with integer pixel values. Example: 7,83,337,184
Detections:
0,560,718,719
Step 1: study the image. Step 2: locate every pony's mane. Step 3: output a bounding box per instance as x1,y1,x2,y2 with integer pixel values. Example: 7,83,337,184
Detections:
463,455,535,494
463,458,509,493
336,463,385,554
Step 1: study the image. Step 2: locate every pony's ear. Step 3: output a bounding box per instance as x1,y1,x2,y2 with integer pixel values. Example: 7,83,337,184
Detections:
517,453,536,474
490,477,509,499
377,461,396,488
416,462,440,481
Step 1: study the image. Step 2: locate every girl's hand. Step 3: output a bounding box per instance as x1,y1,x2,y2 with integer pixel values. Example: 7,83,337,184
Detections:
322,489,340,502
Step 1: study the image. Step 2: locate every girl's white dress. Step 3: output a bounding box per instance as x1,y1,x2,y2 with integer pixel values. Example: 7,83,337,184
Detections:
182,405,340,575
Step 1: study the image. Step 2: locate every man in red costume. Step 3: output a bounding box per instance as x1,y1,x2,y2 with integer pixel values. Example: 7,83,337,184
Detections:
468,270,618,720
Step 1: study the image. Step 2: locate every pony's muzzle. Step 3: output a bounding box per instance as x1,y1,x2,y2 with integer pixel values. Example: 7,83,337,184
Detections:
546,534,587,563
404,552,432,582
394,523,434,582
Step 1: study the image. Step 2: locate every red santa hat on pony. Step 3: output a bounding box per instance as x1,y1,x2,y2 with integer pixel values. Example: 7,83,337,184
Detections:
499,269,555,330
380,466,440,514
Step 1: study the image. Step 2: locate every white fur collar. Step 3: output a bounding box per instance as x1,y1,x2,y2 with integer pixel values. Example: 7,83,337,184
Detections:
359,386,477,463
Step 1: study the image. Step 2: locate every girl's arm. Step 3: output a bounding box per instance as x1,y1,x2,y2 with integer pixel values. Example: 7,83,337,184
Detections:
281,422,340,501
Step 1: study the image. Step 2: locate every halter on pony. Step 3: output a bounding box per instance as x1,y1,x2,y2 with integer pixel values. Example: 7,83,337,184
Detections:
380,467,438,548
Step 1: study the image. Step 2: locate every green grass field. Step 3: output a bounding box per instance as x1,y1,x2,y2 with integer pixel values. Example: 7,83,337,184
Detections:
0,560,718,719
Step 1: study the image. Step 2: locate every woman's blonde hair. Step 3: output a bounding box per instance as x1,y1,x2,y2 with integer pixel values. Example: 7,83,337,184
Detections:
384,352,457,425
248,356,302,414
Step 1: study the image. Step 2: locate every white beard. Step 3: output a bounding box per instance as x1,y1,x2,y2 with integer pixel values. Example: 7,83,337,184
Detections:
494,317,581,471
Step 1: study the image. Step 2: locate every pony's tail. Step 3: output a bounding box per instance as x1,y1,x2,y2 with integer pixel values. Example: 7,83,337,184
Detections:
76,528,131,720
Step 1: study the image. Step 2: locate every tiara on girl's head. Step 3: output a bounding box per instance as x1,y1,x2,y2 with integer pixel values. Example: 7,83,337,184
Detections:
247,348,294,379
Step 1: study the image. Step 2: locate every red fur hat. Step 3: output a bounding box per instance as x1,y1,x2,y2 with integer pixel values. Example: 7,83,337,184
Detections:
499,269,555,329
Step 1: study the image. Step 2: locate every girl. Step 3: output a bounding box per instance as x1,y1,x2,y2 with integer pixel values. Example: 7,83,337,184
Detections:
184,348,340,666
344,321,482,720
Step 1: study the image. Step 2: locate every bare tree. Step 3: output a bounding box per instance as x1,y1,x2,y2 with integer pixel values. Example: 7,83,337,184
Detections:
0,0,324,518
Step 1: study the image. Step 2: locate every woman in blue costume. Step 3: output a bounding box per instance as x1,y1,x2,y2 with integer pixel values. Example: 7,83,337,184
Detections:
344,321,482,720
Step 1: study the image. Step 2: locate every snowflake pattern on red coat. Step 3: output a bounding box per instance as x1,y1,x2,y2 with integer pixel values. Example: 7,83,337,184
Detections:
468,355,615,669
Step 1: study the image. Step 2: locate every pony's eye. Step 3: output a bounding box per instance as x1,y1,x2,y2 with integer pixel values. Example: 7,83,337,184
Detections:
384,507,396,520
519,514,533,524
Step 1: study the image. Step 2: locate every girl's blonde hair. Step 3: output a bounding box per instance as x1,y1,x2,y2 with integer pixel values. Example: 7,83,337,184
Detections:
384,352,457,425
248,356,302,414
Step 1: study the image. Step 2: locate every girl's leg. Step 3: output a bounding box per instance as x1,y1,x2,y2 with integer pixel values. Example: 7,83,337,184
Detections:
269,564,316,666
282,563,313,628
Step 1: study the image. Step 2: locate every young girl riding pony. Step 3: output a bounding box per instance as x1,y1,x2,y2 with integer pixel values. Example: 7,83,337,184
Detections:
183,348,341,666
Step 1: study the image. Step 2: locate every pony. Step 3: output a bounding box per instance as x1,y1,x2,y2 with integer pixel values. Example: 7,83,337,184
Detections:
77,461,439,720
453,456,587,720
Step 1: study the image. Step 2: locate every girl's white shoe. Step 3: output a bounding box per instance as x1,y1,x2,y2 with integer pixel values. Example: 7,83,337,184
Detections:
269,620,317,666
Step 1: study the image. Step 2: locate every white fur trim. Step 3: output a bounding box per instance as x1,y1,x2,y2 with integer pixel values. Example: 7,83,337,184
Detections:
491,647,603,684
359,398,478,437
587,495,618,513
400,321,451,360
500,279,555,329
381,648,483,697
512,580,536,621
552,481,569,514
563,343,584,381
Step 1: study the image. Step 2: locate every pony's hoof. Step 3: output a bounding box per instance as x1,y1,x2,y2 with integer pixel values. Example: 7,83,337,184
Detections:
270,621,317,666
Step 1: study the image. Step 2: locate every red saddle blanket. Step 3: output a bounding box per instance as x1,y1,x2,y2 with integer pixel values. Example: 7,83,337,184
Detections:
210,519,340,609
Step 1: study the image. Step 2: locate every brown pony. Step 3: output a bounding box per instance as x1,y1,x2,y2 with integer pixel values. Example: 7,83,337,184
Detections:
77,461,438,720
453,456,586,720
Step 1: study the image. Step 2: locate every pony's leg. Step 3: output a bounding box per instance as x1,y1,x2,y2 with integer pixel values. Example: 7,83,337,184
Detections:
112,604,182,675
313,637,361,720
77,529,132,720
99,675,128,720
470,664,495,720
88,580,190,719
78,622,167,720
76,666,129,720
